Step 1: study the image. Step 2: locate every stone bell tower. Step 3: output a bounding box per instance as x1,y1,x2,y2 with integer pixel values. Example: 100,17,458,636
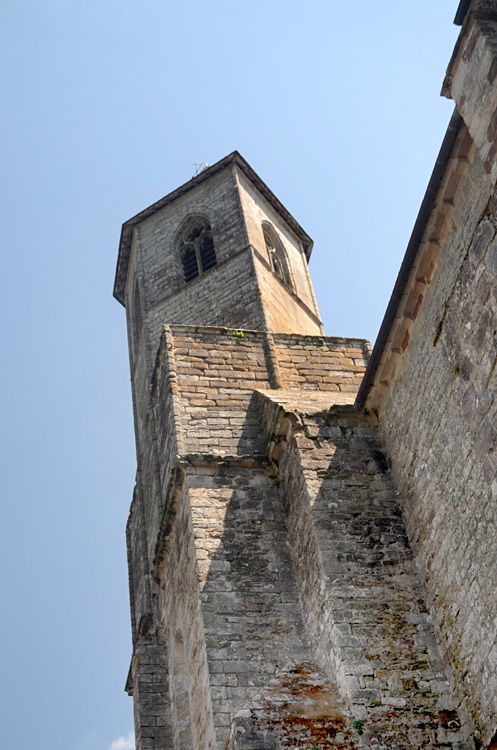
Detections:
114,153,469,750
114,152,323,372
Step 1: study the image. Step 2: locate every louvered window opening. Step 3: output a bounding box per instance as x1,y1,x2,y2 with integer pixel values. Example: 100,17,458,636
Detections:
263,226,290,286
181,220,216,283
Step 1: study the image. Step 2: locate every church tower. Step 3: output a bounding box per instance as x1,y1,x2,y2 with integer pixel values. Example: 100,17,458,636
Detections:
115,153,469,749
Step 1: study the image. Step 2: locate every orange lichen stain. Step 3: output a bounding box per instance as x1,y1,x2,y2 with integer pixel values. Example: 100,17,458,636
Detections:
249,663,362,748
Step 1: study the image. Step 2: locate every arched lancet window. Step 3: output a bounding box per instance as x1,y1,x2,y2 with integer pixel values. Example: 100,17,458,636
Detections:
179,217,216,283
131,278,142,355
173,631,193,750
262,223,292,288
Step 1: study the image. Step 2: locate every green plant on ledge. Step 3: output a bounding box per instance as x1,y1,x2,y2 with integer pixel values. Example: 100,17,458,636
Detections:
353,720,364,735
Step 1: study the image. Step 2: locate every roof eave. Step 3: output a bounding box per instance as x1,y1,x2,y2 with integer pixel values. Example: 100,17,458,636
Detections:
355,108,463,410
454,0,472,25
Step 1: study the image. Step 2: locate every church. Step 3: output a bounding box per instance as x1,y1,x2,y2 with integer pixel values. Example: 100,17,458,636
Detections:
113,2,497,747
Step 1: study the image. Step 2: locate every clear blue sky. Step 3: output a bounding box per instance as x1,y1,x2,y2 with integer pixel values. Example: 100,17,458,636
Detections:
0,2,460,748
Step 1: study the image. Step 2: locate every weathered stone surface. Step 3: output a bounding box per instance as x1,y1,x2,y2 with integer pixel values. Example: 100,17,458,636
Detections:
124,314,467,749
357,8,497,747
365,128,497,745
272,400,466,749
115,57,497,742
227,662,363,750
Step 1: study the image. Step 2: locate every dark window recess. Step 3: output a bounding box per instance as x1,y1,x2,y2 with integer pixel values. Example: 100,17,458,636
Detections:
263,225,291,286
180,219,216,283
132,279,142,355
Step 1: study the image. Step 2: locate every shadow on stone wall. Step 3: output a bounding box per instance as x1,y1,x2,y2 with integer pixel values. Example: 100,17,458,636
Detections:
188,399,471,748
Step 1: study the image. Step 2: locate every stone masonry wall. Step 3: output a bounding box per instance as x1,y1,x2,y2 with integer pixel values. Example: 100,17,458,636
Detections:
167,325,368,456
126,486,150,642
124,321,479,748
273,400,468,749
273,335,365,391
227,663,364,750
125,330,370,749
128,246,326,459
186,460,311,748
128,167,247,311
235,167,319,315
135,248,267,378
155,468,217,750
252,251,323,335
130,326,368,634
128,313,148,455
370,145,497,743
172,327,269,457
128,624,175,750
126,326,369,642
